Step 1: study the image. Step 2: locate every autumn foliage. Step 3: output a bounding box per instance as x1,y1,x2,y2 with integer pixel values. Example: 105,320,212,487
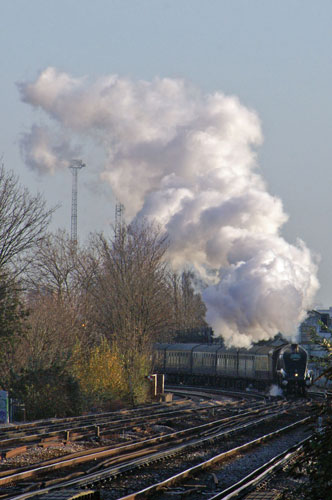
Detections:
71,339,127,408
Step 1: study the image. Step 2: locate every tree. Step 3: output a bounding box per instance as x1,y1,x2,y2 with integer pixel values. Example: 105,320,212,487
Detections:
25,230,78,299
0,271,27,389
93,220,170,341
91,219,171,404
0,273,25,341
0,164,55,276
18,294,80,371
169,270,207,335
0,163,55,384
10,365,82,419
71,338,127,409
25,229,103,347
7,291,85,418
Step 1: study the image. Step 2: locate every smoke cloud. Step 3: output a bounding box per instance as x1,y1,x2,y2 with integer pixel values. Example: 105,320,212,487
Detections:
20,124,79,174
19,67,319,347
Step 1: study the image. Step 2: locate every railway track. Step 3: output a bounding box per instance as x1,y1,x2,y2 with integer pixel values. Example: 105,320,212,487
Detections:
166,385,268,401
0,389,273,461
0,397,313,500
114,407,312,500
133,430,310,500
208,439,308,500
0,398,234,458
0,401,285,485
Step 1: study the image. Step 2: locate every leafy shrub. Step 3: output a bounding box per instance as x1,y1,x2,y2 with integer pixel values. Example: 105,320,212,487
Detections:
71,338,128,409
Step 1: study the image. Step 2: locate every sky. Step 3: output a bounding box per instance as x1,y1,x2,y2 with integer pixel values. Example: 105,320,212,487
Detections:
1,0,332,309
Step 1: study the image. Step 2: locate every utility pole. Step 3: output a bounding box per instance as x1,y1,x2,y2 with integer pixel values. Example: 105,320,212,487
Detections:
69,159,86,243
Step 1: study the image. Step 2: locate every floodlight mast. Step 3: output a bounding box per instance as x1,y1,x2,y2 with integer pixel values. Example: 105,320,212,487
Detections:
69,159,86,243
115,200,125,240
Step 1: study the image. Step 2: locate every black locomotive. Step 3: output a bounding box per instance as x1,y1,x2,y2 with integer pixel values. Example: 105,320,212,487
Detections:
153,340,311,395
276,343,311,394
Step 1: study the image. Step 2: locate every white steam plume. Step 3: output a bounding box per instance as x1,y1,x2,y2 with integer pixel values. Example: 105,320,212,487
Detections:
20,124,79,174
19,67,319,347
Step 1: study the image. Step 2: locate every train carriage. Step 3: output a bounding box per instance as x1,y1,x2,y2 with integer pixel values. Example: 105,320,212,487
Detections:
192,344,220,375
237,351,255,378
250,345,274,382
216,348,238,378
153,340,310,394
164,343,197,377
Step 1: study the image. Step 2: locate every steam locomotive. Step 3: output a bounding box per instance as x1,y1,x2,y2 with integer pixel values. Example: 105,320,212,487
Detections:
153,341,312,395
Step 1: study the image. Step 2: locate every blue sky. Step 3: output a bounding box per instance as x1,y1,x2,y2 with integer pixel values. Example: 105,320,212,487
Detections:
1,0,332,306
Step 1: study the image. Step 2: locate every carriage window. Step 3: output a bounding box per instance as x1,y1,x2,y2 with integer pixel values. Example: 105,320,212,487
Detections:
290,353,301,360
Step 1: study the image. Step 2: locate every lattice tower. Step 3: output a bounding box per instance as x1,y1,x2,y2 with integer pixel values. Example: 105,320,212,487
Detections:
115,201,125,240
69,159,86,242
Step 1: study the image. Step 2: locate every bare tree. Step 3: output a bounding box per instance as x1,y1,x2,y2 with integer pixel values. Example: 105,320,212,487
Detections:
94,220,170,342
180,270,207,328
0,164,55,388
90,220,171,404
26,230,79,299
73,241,103,345
0,164,55,276
23,229,104,355
169,270,207,333
17,294,80,371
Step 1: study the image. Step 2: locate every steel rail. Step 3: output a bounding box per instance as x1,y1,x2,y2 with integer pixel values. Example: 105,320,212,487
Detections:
0,404,195,438
166,385,268,401
0,400,198,442
0,401,284,486
0,396,279,461
208,436,310,499
116,416,311,500
0,401,178,432
0,387,268,450
6,406,309,500
0,401,227,451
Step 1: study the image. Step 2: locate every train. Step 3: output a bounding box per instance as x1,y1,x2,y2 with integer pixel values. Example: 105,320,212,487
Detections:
153,340,312,395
